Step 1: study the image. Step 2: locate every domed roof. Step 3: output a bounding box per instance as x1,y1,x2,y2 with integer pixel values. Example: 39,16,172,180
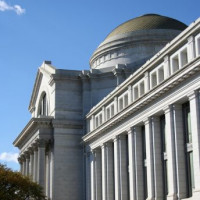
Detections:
104,14,187,40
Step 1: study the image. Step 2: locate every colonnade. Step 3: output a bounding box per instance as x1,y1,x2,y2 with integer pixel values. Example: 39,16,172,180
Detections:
18,139,52,198
87,90,200,200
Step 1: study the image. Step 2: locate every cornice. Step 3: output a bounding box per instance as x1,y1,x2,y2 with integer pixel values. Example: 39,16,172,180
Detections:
13,117,53,147
28,70,43,112
83,57,200,143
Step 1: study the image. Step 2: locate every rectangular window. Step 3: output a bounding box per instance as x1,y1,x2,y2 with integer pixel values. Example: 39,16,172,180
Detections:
151,72,157,88
119,98,123,111
134,86,139,100
183,102,194,197
124,94,129,108
140,81,145,96
111,105,114,117
107,108,110,120
196,36,200,56
180,48,188,67
171,55,179,73
158,66,164,83
160,115,168,199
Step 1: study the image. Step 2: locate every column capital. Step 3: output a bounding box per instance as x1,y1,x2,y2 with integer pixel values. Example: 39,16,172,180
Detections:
37,139,47,148
31,142,38,151
126,127,134,135
24,152,30,159
28,147,34,154
187,35,194,43
18,157,23,164
163,104,173,114
187,90,199,101
164,55,169,62
150,116,160,122
113,135,119,142
143,117,150,125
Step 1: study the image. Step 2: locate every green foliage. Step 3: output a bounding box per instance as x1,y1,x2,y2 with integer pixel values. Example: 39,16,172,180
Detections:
0,164,47,200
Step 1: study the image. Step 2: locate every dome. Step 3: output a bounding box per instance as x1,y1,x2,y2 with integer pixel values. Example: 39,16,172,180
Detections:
104,14,187,41
90,14,187,70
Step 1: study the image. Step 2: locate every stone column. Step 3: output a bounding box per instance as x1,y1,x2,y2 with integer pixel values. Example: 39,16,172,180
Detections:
94,148,102,200
37,139,46,189
28,147,34,179
127,128,136,200
151,116,164,200
22,155,26,176
90,151,95,200
32,144,38,182
144,118,155,200
25,152,30,176
133,126,144,200
106,142,114,200
119,134,129,200
114,136,120,200
164,106,177,200
101,144,107,200
173,104,187,199
188,91,200,197
18,157,23,174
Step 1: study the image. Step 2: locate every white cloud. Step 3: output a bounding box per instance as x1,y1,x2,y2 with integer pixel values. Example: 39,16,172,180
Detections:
0,152,19,163
0,1,25,15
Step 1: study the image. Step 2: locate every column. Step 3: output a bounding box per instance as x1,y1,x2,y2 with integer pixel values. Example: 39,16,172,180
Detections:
114,136,120,200
25,152,30,176
119,134,129,200
18,157,23,174
151,116,164,199
90,151,95,200
94,148,102,200
134,126,144,200
32,144,38,182
164,106,177,200
127,128,136,200
173,104,187,199
101,144,107,200
106,142,114,200
37,139,46,189
28,147,34,179
144,118,155,200
22,156,26,176
188,91,200,196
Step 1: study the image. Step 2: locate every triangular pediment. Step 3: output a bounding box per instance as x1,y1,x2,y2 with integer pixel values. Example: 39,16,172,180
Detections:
28,61,56,113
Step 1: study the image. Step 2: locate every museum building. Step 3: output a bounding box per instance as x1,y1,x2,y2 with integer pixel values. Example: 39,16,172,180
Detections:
13,14,200,200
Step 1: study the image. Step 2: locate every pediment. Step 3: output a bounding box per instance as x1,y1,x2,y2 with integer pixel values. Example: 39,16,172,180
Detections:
28,61,56,113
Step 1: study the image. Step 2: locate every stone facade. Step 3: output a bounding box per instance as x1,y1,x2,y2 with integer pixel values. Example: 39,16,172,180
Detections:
14,14,200,200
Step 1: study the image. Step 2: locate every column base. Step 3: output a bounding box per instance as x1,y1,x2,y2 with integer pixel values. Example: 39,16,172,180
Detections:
192,189,200,200
167,193,177,200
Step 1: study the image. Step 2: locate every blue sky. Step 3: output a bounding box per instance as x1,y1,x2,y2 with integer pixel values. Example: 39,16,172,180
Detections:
0,0,199,171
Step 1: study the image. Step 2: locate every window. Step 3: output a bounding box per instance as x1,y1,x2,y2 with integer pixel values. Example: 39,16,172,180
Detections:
160,115,168,199
171,55,179,73
106,103,115,120
150,65,164,89
118,92,129,111
38,93,48,116
180,48,188,67
133,86,139,100
195,34,200,56
183,102,195,197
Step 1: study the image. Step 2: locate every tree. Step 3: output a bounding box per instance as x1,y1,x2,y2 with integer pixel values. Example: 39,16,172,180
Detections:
0,164,47,200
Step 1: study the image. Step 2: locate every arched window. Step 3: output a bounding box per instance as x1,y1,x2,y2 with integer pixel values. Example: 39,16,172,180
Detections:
38,93,48,116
